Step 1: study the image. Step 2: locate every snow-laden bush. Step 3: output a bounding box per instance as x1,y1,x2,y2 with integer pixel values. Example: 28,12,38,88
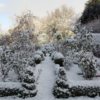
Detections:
41,48,46,56
0,87,23,97
51,51,57,60
0,49,15,81
74,24,94,52
53,66,100,98
72,50,84,64
55,32,62,41
63,55,73,70
41,44,55,54
53,67,70,98
35,50,44,61
78,51,97,79
0,47,35,82
34,54,42,64
62,37,77,53
54,64,60,75
69,86,100,97
22,66,37,98
53,52,64,66
11,30,35,53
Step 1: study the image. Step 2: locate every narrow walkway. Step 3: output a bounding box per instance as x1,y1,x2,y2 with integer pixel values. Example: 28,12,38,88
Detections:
35,54,55,100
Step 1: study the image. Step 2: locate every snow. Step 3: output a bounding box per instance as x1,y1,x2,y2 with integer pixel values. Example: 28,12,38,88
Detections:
34,54,41,60
66,64,100,87
35,50,43,55
92,33,100,43
34,61,43,83
35,54,55,100
0,54,100,100
0,82,21,88
54,52,64,60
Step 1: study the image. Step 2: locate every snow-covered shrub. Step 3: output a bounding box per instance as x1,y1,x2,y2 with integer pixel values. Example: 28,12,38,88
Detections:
97,61,100,70
10,31,35,53
62,37,77,53
0,87,23,97
41,44,55,54
22,66,37,98
74,24,94,52
28,59,35,67
54,64,60,75
72,50,84,64
41,48,46,56
93,43,100,58
0,49,14,81
51,51,57,60
35,50,44,61
53,52,64,66
63,55,73,70
53,67,70,98
34,54,42,64
78,51,97,79
69,86,100,97
55,32,62,41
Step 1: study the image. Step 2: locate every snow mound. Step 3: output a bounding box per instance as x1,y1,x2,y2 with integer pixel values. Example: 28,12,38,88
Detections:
34,54,41,60
54,52,64,60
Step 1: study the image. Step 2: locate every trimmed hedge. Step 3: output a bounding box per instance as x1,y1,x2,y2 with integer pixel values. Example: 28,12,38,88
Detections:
54,58,64,66
0,87,23,97
53,85,100,98
0,87,37,98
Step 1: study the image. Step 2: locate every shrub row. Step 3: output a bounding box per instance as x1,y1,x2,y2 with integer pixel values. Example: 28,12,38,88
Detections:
53,85,100,98
51,51,64,66
0,87,37,98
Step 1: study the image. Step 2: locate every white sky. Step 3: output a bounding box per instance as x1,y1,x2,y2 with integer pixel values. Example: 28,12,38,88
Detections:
0,0,88,33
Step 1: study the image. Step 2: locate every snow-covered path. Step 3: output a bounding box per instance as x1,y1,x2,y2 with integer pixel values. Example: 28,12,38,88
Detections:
35,54,56,100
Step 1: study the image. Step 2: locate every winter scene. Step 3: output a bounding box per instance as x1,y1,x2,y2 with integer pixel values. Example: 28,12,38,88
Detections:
0,0,100,100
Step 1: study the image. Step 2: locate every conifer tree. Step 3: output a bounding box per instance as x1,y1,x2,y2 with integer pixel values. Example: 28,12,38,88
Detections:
53,67,70,98
22,66,37,98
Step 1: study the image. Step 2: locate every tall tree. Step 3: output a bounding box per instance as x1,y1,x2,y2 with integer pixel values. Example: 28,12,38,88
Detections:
42,5,75,41
80,0,100,24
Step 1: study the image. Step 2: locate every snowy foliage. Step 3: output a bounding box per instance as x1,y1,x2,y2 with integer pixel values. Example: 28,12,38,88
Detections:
51,51,64,66
11,29,35,52
41,44,55,54
22,66,37,98
53,52,64,60
35,50,44,61
74,24,94,52
53,67,70,98
63,37,77,52
63,55,73,70
78,51,97,79
55,32,62,41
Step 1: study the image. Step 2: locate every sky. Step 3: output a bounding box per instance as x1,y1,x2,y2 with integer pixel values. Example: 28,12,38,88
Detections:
0,0,88,33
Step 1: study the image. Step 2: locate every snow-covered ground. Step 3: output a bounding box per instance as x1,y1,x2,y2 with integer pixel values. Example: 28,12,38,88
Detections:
0,54,100,100
35,54,55,100
67,64,100,87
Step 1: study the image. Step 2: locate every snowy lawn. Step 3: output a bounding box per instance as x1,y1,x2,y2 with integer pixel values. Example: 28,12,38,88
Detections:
67,63,100,87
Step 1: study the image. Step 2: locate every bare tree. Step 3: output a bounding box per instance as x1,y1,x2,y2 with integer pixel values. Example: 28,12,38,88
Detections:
11,10,36,41
42,5,75,41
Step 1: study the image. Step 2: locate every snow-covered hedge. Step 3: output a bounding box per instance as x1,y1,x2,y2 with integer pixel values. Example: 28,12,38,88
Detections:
53,67,70,98
41,44,55,54
78,51,97,79
51,51,64,66
53,66,100,98
34,54,42,64
22,66,37,98
35,50,45,61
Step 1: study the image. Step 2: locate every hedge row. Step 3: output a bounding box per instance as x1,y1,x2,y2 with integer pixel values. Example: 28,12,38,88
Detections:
53,85,100,98
0,87,37,98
